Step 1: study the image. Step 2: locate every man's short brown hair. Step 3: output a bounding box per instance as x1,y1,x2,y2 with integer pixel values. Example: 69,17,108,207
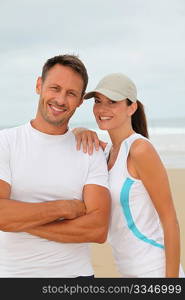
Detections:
41,54,88,96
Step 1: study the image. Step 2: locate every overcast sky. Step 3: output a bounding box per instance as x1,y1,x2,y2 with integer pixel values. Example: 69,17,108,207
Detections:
0,0,185,128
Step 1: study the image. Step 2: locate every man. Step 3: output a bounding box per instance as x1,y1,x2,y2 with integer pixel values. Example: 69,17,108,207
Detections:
0,55,111,277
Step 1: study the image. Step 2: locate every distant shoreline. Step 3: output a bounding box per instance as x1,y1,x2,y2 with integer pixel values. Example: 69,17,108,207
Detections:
1,116,185,130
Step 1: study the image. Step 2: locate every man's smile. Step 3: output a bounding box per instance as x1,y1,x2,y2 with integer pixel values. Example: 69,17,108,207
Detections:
48,104,67,115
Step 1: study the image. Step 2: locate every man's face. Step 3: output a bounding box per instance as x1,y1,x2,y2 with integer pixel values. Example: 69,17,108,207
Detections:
36,64,84,128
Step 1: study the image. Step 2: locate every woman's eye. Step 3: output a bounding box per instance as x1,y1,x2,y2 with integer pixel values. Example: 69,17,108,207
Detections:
94,99,100,103
110,100,117,104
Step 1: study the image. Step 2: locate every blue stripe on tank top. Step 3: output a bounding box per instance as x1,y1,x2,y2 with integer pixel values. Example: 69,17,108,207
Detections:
120,177,164,249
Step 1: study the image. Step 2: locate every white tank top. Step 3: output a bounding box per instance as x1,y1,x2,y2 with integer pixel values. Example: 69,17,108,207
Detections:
105,133,165,276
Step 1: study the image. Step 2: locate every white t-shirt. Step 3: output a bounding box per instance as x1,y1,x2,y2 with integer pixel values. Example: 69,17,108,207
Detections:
0,122,109,277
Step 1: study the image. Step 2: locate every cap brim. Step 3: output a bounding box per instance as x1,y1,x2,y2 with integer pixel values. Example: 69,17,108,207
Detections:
84,88,127,101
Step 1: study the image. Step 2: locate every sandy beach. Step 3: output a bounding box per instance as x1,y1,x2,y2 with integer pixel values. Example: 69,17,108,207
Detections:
90,168,185,277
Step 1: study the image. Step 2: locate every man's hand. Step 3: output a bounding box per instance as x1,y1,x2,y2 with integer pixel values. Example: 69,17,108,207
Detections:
0,179,86,232
62,200,86,219
26,185,111,244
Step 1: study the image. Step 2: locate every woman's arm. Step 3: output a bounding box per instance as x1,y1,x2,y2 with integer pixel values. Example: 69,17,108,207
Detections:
130,139,180,278
72,128,107,154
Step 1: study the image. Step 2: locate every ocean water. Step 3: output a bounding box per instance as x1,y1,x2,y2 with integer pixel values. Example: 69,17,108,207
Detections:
70,118,185,169
0,118,185,169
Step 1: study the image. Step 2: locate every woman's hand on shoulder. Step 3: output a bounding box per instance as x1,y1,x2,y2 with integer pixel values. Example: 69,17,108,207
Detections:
72,127,107,155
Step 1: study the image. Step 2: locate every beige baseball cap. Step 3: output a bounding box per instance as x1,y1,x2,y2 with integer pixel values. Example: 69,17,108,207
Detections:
84,73,137,103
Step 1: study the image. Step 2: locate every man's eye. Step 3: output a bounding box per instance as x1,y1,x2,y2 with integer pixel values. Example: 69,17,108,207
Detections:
51,87,58,91
110,100,117,104
69,92,76,96
94,99,100,103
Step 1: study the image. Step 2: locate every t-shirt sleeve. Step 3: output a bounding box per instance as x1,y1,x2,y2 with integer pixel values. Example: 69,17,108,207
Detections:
85,147,109,189
0,130,11,185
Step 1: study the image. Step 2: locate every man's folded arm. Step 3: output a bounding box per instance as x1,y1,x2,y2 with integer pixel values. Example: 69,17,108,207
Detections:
26,184,111,243
0,179,85,232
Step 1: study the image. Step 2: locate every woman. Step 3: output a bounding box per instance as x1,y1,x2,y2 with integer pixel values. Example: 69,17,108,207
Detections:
74,73,184,277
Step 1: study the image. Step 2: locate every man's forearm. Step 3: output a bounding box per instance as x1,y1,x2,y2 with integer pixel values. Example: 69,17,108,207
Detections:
26,210,109,243
0,199,85,232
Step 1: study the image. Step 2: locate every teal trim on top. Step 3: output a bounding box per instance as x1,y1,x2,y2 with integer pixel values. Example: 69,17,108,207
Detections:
120,177,164,249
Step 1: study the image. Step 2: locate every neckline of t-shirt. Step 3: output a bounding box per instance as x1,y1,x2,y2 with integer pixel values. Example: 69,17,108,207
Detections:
107,132,139,173
26,121,72,140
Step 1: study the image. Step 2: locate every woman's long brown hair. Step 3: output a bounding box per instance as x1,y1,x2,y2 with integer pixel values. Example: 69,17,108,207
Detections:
126,99,149,138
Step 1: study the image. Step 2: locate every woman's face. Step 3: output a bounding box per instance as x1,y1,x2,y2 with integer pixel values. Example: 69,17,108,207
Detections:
93,92,135,131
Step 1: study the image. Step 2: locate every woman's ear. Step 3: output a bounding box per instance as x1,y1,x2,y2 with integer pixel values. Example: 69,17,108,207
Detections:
128,102,138,116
